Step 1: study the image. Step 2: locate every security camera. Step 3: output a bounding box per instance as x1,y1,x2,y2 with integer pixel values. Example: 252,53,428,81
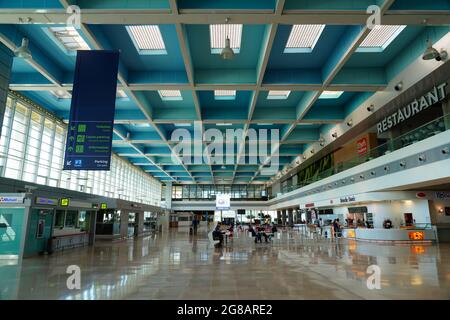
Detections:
384,165,389,171
399,161,406,167
359,174,364,179
332,132,338,138
418,154,426,162
442,147,450,155
370,171,376,176
346,119,353,127
367,104,375,112
394,82,403,91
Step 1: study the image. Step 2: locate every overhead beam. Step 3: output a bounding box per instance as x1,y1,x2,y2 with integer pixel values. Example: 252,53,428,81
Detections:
0,10,448,25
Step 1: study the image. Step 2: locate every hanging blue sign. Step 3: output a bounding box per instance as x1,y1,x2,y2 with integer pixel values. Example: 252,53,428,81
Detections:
63,50,120,170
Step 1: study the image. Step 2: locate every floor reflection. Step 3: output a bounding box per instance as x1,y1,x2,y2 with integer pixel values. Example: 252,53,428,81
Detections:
1,227,449,300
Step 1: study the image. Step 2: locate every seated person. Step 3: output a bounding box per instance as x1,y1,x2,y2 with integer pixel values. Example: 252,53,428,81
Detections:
249,225,262,243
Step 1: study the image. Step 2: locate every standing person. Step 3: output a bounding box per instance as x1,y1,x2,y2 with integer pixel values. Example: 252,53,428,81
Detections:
333,219,341,238
193,216,199,235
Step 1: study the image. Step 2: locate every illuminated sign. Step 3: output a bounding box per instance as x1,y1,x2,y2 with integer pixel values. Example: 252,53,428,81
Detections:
101,203,107,209
304,203,315,208
0,196,23,204
216,194,231,210
356,137,368,155
416,192,427,199
35,197,58,206
346,230,356,238
340,196,356,203
408,231,424,240
60,198,70,207
376,82,447,134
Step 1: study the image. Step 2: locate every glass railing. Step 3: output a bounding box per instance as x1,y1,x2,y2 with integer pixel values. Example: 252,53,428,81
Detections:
272,113,450,198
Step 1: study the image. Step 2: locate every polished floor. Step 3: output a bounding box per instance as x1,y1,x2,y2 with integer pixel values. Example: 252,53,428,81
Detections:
1,226,450,300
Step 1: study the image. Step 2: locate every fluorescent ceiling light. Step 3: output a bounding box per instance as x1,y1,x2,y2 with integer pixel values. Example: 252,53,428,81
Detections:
357,25,406,52
174,123,192,127
51,89,71,99
158,90,183,101
284,24,325,53
257,123,274,126
216,123,233,126
126,25,167,55
48,26,89,52
214,90,236,100
267,90,290,100
210,24,242,54
319,91,344,99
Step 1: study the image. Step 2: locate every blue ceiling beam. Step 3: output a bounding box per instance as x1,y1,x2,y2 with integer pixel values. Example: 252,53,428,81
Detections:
128,71,189,85
11,72,52,85
285,128,320,142
321,26,364,83
263,69,322,85
195,69,256,85
295,91,318,119
144,146,172,155
331,67,386,87
74,0,170,10
0,0,64,8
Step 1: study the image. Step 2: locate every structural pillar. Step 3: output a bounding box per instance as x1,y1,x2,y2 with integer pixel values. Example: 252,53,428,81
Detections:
442,99,450,130
164,182,173,210
288,208,294,226
0,43,13,133
277,211,281,225
282,210,287,226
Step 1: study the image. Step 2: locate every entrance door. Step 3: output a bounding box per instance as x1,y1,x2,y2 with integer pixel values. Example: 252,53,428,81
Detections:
128,212,136,238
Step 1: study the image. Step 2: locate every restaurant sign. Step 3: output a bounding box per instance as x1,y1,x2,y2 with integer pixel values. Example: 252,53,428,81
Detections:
377,82,447,134
340,196,356,203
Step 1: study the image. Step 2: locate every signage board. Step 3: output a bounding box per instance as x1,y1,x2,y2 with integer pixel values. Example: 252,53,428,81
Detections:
35,197,58,206
340,196,356,203
101,203,107,210
356,137,368,155
0,196,24,204
435,191,450,200
376,82,447,134
304,203,315,208
60,198,70,207
63,50,120,170
216,194,231,210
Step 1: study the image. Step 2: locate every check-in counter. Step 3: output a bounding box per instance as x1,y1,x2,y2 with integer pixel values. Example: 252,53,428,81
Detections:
342,227,436,242
51,232,89,251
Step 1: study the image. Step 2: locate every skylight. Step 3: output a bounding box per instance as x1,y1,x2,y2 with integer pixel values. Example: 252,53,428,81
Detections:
47,26,89,53
319,91,344,99
214,90,236,100
158,90,183,101
126,25,167,55
357,25,406,52
267,90,290,100
284,24,325,53
210,24,242,54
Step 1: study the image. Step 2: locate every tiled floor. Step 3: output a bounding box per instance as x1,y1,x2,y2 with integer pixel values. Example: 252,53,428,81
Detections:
1,226,450,300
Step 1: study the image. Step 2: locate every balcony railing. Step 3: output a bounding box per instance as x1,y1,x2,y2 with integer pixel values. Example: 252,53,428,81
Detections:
273,113,450,198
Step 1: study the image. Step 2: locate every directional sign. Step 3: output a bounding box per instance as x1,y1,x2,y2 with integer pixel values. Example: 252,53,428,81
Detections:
63,50,120,170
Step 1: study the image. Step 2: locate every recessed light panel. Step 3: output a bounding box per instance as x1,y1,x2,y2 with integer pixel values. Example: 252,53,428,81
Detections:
210,24,242,54
284,24,325,53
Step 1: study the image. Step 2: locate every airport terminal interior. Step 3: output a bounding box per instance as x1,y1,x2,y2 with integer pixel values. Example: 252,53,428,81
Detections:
0,0,450,300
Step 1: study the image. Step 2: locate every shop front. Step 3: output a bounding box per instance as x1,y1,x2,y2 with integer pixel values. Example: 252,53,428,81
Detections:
300,191,437,243
95,199,163,240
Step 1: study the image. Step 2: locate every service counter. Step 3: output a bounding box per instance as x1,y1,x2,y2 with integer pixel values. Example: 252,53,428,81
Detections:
342,227,437,242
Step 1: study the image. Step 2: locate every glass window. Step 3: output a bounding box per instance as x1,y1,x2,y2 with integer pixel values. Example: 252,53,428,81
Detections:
55,210,65,228
65,210,79,228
